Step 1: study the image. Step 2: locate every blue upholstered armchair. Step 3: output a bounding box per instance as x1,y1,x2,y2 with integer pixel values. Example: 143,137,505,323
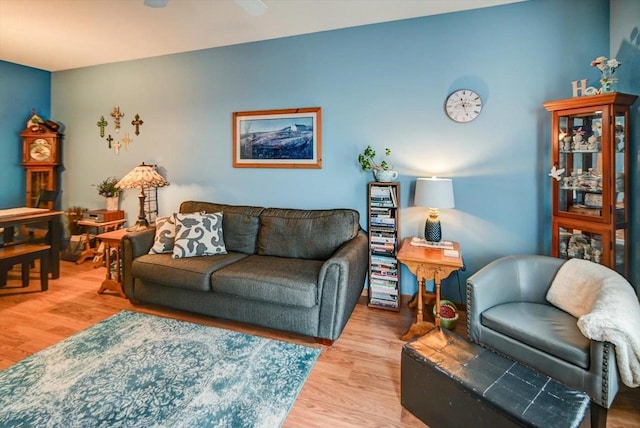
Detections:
466,255,620,428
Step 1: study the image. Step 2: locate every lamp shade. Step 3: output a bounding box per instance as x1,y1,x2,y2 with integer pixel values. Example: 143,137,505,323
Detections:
116,162,170,190
414,177,454,208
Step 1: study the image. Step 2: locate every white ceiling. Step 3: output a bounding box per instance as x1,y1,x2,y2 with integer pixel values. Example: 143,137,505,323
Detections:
0,0,524,72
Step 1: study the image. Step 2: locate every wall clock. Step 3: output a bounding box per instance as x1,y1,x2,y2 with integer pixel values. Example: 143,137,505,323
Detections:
29,138,53,162
445,89,483,123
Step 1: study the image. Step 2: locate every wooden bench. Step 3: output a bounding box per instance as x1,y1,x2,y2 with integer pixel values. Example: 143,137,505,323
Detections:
0,244,51,291
402,328,590,428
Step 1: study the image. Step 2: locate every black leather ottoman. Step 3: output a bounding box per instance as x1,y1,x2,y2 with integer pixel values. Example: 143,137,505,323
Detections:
401,328,589,428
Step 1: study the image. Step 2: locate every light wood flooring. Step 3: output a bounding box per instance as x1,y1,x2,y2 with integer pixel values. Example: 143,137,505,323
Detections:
1,260,639,427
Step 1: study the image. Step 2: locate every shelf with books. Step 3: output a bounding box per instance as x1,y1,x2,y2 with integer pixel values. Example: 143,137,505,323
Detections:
367,182,400,311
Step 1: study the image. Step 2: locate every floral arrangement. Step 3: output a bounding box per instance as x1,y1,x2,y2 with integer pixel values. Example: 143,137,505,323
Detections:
357,145,394,172
590,56,621,86
95,176,121,197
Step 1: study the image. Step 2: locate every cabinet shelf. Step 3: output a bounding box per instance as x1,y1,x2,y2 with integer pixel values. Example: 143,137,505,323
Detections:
544,92,637,278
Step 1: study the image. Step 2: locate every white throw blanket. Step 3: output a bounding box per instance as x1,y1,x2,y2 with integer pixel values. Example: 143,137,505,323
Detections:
546,258,640,388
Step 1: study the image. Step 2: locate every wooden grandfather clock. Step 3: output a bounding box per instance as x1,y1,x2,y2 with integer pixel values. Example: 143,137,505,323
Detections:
20,117,62,208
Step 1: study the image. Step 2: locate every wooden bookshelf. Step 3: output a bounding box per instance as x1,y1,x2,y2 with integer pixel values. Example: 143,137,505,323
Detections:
367,182,400,311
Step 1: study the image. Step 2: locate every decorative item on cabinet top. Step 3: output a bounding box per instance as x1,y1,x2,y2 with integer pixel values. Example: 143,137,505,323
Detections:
96,106,144,155
571,55,622,97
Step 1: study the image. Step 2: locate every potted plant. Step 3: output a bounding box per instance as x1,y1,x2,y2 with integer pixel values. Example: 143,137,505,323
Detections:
95,176,121,211
357,145,398,182
433,299,459,330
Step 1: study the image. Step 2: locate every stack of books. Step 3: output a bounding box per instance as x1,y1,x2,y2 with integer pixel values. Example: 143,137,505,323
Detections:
369,254,399,308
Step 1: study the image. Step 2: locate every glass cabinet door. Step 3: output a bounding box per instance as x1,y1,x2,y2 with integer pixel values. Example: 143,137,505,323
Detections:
555,223,609,267
556,110,605,221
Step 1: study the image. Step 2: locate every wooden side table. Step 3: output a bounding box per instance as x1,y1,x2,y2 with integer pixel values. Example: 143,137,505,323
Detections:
76,218,126,266
396,238,463,340
96,228,129,298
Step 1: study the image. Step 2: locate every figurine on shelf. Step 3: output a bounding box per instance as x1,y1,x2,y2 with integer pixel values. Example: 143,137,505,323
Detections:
563,135,573,152
593,249,602,264
587,135,598,150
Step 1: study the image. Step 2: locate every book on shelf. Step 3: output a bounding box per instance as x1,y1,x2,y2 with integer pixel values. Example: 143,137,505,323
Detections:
370,272,398,281
369,298,398,308
370,277,397,287
371,254,397,265
371,284,399,295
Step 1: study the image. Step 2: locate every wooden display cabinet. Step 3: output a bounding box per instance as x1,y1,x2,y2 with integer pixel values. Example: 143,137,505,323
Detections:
544,93,636,277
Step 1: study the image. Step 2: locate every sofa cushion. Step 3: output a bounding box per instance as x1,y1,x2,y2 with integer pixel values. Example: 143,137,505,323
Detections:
132,252,247,291
180,201,264,254
257,208,359,260
149,214,176,254
210,255,323,308
172,212,227,258
481,302,590,369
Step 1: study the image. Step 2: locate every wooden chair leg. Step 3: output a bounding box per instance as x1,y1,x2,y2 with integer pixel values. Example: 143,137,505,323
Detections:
21,263,30,287
39,252,49,291
0,266,7,287
591,402,608,428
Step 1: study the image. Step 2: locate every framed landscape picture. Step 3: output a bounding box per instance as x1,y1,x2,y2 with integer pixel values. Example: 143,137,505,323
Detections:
233,107,322,168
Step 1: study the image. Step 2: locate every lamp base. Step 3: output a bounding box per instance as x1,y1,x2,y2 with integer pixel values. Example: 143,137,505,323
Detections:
425,218,442,243
127,219,150,232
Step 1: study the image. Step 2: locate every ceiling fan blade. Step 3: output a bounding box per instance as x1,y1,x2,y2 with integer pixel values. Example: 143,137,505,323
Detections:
234,0,268,16
144,0,169,8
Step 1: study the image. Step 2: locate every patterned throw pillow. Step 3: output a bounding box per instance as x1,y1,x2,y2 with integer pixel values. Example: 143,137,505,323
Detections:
149,215,177,254
172,211,227,259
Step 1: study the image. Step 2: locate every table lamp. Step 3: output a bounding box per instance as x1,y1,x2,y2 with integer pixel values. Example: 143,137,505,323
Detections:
414,177,455,242
116,162,169,232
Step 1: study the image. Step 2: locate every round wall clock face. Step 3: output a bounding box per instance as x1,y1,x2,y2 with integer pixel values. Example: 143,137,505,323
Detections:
445,89,483,123
29,138,52,161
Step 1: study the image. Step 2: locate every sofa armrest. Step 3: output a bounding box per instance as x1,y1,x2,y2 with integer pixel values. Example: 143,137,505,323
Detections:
466,255,565,343
316,230,368,341
121,228,156,299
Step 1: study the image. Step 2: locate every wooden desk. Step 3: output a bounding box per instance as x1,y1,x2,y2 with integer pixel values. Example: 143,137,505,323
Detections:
396,238,463,340
96,228,129,298
76,218,126,266
0,207,63,279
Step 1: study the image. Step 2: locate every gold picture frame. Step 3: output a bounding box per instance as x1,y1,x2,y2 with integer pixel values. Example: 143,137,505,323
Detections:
232,107,322,168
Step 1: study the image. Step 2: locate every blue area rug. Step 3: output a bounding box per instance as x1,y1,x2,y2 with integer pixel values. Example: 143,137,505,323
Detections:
0,311,320,427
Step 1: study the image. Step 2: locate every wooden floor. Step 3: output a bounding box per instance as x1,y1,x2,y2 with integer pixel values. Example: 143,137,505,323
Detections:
1,261,639,427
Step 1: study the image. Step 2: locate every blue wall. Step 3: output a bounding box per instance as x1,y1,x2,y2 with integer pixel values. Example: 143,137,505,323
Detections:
0,0,627,297
0,61,51,208
611,0,640,287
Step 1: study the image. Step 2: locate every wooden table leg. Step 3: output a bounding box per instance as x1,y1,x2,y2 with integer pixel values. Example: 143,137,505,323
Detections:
434,269,442,327
97,240,125,298
76,226,94,265
402,272,436,340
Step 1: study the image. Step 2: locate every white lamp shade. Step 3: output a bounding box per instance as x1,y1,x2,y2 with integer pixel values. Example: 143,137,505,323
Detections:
414,177,455,208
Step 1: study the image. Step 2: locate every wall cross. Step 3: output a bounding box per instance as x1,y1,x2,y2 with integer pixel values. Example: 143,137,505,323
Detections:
97,116,108,138
110,106,124,133
106,134,114,149
131,114,144,136
121,133,132,151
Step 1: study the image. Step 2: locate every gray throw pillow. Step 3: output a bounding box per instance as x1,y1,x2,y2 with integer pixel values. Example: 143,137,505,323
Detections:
149,214,176,254
172,211,227,259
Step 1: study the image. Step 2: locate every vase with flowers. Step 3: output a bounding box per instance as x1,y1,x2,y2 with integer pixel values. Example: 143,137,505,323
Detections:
95,176,121,211
590,56,621,93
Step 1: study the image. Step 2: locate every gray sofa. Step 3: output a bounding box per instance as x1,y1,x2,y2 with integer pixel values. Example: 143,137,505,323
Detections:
466,255,619,428
121,201,368,343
